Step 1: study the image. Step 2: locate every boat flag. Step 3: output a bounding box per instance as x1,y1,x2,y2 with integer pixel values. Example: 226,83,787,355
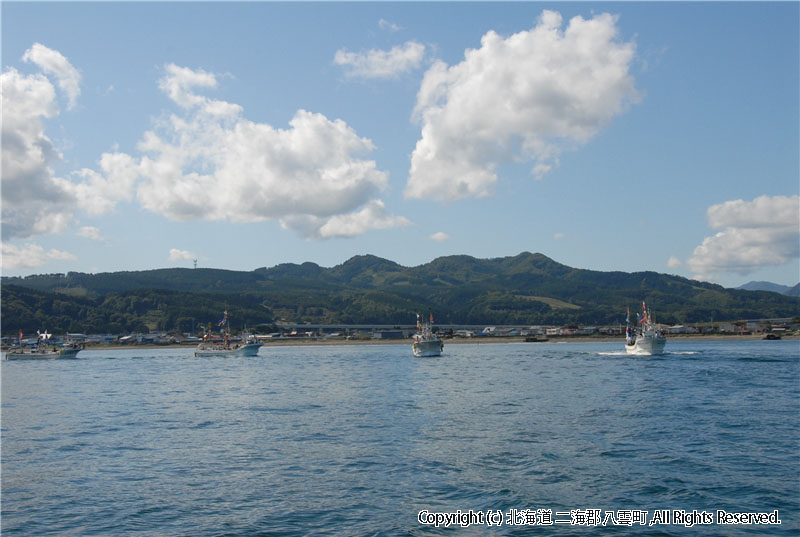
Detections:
416,313,422,330
626,307,630,324
430,312,434,323
19,329,23,344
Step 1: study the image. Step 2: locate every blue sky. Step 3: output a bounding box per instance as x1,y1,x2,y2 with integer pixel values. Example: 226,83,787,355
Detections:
2,2,798,289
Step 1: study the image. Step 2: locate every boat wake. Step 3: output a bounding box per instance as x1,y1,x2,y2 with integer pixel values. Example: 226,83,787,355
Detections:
597,350,699,357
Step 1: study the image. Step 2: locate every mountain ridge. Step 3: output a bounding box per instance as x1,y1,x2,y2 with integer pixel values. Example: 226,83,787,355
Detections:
3,252,798,334
737,280,799,295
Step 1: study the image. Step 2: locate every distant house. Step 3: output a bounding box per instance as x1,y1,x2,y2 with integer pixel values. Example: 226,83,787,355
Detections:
668,325,699,334
496,328,520,337
372,331,404,339
323,332,344,340
521,326,545,336
93,334,118,344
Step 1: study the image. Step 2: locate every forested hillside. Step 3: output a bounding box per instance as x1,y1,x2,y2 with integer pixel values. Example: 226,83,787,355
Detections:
2,252,798,334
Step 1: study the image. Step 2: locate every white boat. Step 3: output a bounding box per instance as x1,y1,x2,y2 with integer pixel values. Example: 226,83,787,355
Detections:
4,331,82,360
625,302,667,355
412,312,444,357
195,311,262,357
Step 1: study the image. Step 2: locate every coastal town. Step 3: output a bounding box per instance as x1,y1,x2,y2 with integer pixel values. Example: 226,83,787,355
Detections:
5,318,797,349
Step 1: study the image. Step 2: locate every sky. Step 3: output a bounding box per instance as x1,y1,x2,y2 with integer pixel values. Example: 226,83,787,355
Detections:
2,1,798,289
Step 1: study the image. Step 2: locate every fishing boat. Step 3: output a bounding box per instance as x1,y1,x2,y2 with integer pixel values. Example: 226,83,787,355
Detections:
412,311,444,357
195,311,262,357
4,331,82,360
625,302,667,355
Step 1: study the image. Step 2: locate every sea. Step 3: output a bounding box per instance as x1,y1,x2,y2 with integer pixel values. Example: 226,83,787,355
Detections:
2,339,798,536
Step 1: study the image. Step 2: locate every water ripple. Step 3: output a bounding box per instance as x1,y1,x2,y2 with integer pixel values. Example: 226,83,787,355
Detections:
2,340,797,536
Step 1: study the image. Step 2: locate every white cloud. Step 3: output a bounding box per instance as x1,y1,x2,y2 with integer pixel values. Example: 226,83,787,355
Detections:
61,152,140,215
687,195,800,281
157,63,240,116
554,232,565,240
379,19,402,32
169,248,196,262
1,242,76,270
81,64,408,240
2,45,133,240
430,231,450,243
406,10,639,200
22,43,81,110
667,256,682,269
1,64,76,239
334,41,426,79
78,226,103,241
282,200,411,239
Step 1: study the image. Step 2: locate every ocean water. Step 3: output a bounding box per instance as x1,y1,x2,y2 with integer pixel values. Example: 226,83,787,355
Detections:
2,340,798,536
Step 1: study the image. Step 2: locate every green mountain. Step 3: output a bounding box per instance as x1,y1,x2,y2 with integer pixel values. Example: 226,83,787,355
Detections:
2,252,798,335
737,281,798,294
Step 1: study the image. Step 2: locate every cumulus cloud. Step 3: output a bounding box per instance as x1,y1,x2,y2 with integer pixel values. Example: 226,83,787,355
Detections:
667,256,682,269
429,231,450,243
334,41,426,79
22,43,81,109
78,226,103,241
687,195,800,281
554,232,565,240
169,248,196,262
379,19,402,32
157,63,241,116
1,242,76,270
84,64,407,239
59,152,140,216
1,48,79,240
406,10,639,200
281,200,410,239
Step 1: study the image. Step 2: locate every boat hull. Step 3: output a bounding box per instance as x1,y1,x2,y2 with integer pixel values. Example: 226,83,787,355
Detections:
194,342,262,357
5,352,60,360
625,335,667,355
412,339,443,357
4,346,81,360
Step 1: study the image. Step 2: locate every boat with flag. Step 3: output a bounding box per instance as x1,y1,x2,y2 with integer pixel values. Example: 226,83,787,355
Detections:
412,311,444,357
4,330,82,360
625,302,667,355
195,311,262,357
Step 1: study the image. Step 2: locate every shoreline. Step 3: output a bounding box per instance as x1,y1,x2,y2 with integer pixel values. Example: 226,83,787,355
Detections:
47,333,798,351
